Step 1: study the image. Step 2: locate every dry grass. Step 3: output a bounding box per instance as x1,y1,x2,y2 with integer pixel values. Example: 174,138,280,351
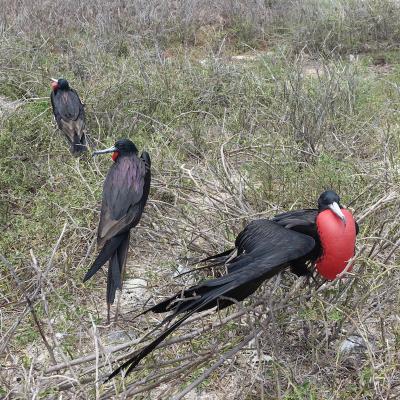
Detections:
1,0,400,399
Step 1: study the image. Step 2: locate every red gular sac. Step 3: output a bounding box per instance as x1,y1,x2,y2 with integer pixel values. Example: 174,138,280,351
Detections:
316,209,356,280
111,151,120,162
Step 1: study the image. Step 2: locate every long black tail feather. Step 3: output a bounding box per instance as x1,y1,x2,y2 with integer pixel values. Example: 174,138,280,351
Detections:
71,131,87,154
106,262,118,305
105,271,258,381
104,306,199,382
107,254,121,304
132,248,235,318
174,248,235,278
106,233,130,305
129,291,182,322
83,233,127,283
196,248,234,265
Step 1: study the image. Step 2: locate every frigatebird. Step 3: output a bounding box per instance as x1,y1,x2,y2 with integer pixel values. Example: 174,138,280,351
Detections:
106,190,358,381
83,139,151,321
50,78,86,154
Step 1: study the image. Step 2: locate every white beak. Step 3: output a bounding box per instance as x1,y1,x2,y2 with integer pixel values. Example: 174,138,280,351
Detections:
51,78,58,82
92,146,117,156
329,202,346,224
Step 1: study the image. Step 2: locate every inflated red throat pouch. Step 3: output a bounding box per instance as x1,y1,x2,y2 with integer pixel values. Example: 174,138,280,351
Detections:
316,209,356,280
112,151,120,162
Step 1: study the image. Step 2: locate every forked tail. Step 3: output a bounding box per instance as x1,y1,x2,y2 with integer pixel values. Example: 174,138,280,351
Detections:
83,232,130,306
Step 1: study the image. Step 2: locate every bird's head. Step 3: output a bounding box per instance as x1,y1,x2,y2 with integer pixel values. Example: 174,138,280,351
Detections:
92,139,138,162
51,78,69,91
317,190,346,224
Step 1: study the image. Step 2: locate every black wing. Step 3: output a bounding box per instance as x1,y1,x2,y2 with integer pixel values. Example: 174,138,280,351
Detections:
97,154,150,247
274,208,360,235
140,151,151,212
171,219,316,313
51,88,83,123
106,220,315,380
51,88,85,153
272,209,318,236
83,154,150,283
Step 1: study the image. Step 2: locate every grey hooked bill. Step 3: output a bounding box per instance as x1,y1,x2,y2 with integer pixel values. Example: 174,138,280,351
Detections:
329,202,346,224
92,146,117,156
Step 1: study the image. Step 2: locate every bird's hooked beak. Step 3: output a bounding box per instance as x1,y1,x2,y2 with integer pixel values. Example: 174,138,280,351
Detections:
329,202,346,224
92,146,117,156
50,78,59,90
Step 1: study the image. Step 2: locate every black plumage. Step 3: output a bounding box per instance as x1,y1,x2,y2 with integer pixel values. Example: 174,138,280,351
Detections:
50,78,86,154
106,191,358,381
83,139,151,320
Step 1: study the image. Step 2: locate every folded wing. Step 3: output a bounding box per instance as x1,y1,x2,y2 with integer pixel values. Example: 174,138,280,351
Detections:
51,89,83,123
97,154,150,247
106,220,315,380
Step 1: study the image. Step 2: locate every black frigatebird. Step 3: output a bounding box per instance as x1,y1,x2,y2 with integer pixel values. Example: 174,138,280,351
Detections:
50,78,86,155
106,190,358,381
83,139,151,322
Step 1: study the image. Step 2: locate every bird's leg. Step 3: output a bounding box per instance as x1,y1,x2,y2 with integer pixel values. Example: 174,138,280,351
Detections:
107,303,111,325
304,273,327,302
304,268,319,301
114,290,122,324
305,271,317,287
315,278,327,291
